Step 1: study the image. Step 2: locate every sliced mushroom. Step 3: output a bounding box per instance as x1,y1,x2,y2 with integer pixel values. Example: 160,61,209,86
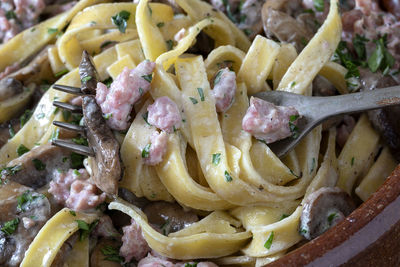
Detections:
79,51,122,196
300,187,356,240
0,118,21,148
143,202,199,235
0,78,24,102
2,143,73,189
0,181,51,267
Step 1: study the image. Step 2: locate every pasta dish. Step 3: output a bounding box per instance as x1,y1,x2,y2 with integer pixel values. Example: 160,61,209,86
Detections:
0,0,399,266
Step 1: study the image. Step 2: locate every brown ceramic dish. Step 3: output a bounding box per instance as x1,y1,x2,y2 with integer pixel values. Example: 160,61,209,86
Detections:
266,164,400,267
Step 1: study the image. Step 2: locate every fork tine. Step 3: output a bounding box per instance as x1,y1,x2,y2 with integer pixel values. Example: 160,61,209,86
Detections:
51,139,95,157
53,101,83,113
53,121,85,133
53,84,83,95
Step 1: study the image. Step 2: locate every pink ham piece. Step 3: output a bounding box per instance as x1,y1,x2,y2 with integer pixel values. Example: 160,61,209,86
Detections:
211,68,236,113
96,60,156,131
143,131,168,166
120,219,151,262
48,168,106,211
242,96,300,144
147,96,181,133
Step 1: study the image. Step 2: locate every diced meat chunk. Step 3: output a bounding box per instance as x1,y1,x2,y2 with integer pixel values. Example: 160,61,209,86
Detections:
143,131,168,166
120,219,151,262
147,96,181,133
211,68,236,113
96,60,156,130
65,180,106,211
48,168,89,204
14,0,46,25
242,96,300,144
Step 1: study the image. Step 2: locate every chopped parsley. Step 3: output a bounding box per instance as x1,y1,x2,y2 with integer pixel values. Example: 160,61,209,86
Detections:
290,81,296,88
157,22,165,28
327,212,338,225
189,97,198,104
76,219,99,241
224,170,233,182
141,74,153,83
72,137,88,146
20,109,33,127
214,70,223,85
197,88,205,101
313,0,324,12
368,35,395,74
351,157,355,166
160,219,171,235
264,231,274,249
310,157,316,174
100,41,113,49
73,169,81,176
279,214,289,221
139,87,144,96
36,113,45,120
47,28,59,35
17,190,44,212
70,152,85,169
55,69,69,77
1,165,22,176
289,115,300,139
1,218,19,236
353,34,369,60
70,210,76,216
103,77,113,87
101,245,124,263
8,124,15,138
185,263,198,267
212,153,221,166
16,144,29,156
32,159,46,171
49,128,60,141
142,143,151,158
103,113,113,120
142,111,151,126
5,10,17,20
299,228,308,234
289,169,301,179
111,10,131,33
166,39,173,50
62,110,71,121
81,76,92,83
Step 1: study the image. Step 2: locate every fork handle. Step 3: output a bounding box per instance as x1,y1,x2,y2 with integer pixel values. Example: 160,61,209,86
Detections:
310,85,400,119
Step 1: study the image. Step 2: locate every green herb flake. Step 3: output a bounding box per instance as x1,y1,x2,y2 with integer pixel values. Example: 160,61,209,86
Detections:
279,214,289,221
264,231,274,249
351,157,355,166
197,88,205,101
300,228,308,234
36,113,45,120
310,157,316,174
20,109,33,127
55,69,69,77
353,34,369,60
101,245,124,263
212,153,221,166
290,81,296,88
214,70,223,85
166,39,173,50
71,152,85,169
243,29,252,36
289,114,300,139
69,210,76,216
224,170,233,182
289,169,300,179
6,10,17,20
189,97,198,105
368,36,395,74
148,5,152,15
142,74,153,83
185,263,198,267
142,143,151,158
62,110,72,121
81,76,92,83
1,218,19,236
161,219,171,235
103,113,113,120
30,27,36,32
16,144,29,156
50,128,60,141
17,190,44,212
47,28,59,35
32,159,46,171
157,22,165,28
75,219,99,241
139,87,144,96
327,212,337,225
142,111,151,126
111,10,131,33
8,124,15,138
103,77,113,87
313,0,324,12
100,41,113,49
0,165,22,176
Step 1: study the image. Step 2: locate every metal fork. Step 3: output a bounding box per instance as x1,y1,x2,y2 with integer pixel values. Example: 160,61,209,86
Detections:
254,85,400,157
51,84,94,157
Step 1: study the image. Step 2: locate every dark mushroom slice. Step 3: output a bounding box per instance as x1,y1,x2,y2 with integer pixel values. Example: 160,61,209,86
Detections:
359,68,400,161
79,51,121,196
0,78,24,102
79,50,99,95
143,202,199,235
300,187,356,240
1,143,73,189
0,118,21,148
0,181,51,267
382,0,400,18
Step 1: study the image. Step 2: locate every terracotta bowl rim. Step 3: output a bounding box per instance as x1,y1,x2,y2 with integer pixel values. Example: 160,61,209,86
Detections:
265,164,400,267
